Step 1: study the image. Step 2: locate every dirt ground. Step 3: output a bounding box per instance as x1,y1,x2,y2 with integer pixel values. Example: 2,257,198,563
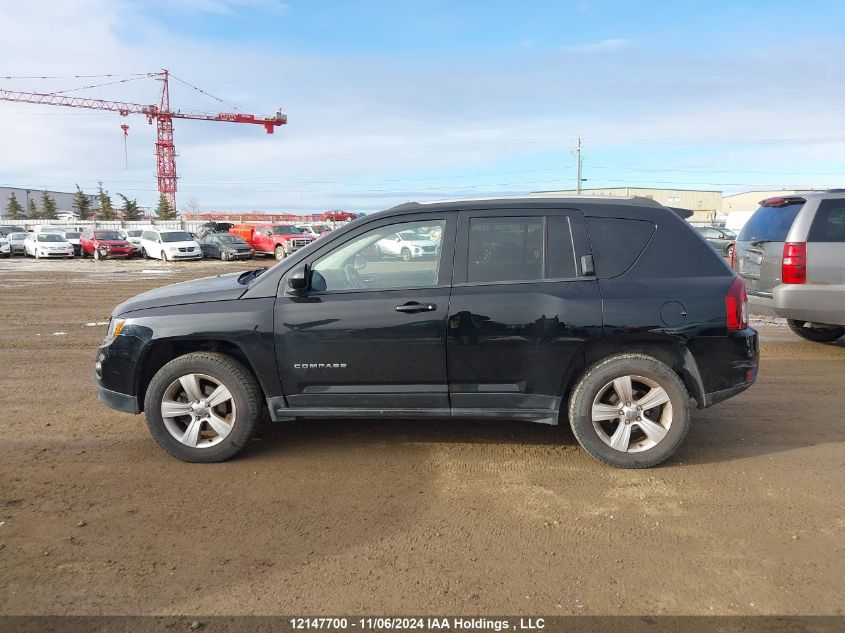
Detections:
0,257,843,616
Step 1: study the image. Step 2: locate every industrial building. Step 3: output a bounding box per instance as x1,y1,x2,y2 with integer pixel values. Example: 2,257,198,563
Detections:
531,187,723,222
0,186,97,220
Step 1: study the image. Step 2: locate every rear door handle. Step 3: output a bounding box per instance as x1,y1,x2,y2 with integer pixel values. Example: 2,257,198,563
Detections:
395,302,437,313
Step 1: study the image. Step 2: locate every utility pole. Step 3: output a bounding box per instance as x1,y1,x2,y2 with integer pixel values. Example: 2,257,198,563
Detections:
575,136,583,194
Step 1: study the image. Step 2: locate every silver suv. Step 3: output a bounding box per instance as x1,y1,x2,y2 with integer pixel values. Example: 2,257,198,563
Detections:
733,191,845,342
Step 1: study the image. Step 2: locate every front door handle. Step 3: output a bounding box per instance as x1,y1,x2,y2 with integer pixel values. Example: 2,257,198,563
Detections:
395,302,437,313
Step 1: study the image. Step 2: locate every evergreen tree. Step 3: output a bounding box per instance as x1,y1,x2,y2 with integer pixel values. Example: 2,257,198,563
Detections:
4,192,24,220
155,193,176,220
72,184,93,220
40,191,58,220
118,193,141,220
97,182,115,220
27,198,38,219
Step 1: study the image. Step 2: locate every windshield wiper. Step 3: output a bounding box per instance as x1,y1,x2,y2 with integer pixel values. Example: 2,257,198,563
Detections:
749,239,775,247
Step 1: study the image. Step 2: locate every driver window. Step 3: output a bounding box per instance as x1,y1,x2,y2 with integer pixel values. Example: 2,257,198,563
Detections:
311,219,446,292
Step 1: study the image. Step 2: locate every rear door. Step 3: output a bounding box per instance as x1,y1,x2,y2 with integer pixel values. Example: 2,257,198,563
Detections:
447,208,602,422
806,199,845,285
735,199,805,297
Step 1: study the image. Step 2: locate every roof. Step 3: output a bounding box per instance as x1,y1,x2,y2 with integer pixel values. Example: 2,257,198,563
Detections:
389,194,664,213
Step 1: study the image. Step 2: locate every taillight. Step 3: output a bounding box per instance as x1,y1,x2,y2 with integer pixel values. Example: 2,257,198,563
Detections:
782,242,807,284
726,276,748,331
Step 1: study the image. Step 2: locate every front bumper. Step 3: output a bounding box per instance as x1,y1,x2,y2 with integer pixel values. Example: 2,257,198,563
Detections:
772,283,845,326
168,252,203,259
96,383,140,414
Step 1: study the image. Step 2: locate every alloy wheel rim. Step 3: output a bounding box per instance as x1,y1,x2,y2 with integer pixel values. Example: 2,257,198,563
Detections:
160,373,237,449
591,374,672,453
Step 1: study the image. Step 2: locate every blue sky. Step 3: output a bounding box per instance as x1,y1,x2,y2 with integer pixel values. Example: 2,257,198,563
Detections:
2,0,845,212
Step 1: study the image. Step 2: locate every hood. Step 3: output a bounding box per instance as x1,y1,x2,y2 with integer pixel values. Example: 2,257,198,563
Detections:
113,271,250,316
98,239,131,247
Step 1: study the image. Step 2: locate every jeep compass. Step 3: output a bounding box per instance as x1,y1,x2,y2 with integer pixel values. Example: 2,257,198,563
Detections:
95,196,759,468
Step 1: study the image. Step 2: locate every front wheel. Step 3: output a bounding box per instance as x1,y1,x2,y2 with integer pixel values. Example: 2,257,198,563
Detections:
725,243,735,259
787,319,845,343
274,245,286,261
143,352,262,463
401,247,412,262
568,353,690,469
162,249,169,262
94,248,102,261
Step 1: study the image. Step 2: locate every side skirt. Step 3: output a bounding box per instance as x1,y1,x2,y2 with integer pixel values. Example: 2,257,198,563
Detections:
266,397,558,425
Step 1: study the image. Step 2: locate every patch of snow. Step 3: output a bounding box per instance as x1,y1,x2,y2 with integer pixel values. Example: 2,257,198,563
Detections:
52,332,67,336
85,321,110,327
139,269,167,274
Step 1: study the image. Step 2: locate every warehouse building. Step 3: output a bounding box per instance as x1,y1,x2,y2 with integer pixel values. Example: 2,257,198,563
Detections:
0,186,97,220
531,187,723,222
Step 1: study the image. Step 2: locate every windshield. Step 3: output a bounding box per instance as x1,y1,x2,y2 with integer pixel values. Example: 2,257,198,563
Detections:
127,230,143,237
738,204,804,242
65,232,81,239
398,231,428,242
217,234,245,244
94,231,123,240
9,233,27,240
272,225,301,235
161,231,193,243
37,234,65,242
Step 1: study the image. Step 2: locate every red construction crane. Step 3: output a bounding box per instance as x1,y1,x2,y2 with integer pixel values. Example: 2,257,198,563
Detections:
0,69,287,210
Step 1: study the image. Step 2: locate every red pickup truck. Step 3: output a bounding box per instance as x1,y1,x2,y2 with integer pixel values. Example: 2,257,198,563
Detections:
230,223,316,260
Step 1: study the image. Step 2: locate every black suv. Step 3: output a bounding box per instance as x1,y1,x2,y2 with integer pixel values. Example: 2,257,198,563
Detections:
96,197,758,468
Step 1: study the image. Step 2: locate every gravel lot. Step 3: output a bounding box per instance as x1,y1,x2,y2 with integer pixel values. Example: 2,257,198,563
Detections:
1,257,843,616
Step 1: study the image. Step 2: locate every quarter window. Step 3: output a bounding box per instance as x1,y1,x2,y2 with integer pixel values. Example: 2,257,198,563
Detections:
808,200,845,242
311,219,445,292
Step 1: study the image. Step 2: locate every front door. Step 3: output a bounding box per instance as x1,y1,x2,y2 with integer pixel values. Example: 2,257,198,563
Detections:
274,213,456,413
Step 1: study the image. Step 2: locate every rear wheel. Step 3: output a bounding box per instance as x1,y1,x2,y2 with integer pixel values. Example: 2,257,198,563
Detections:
787,319,845,343
568,353,690,469
143,352,262,463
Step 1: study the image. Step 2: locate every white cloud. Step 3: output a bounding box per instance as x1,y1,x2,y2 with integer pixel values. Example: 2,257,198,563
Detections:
564,38,629,52
170,0,289,15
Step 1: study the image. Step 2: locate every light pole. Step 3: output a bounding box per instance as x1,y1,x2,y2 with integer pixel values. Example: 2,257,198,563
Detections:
25,189,30,219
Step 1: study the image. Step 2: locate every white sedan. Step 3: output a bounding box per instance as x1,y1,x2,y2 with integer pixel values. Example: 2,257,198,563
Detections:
24,232,75,258
376,230,440,261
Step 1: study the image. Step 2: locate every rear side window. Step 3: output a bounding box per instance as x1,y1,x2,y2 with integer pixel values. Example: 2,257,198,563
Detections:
586,217,655,278
547,216,578,279
738,204,803,242
808,200,845,242
467,217,543,283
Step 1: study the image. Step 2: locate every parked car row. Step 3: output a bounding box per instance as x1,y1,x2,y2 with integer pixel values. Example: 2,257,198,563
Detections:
0,221,340,263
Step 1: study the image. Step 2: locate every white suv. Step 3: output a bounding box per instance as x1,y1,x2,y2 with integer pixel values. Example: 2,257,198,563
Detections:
140,229,202,261
376,229,439,261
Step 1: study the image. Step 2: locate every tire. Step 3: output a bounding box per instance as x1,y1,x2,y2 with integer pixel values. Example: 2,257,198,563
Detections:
787,319,845,343
94,248,101,261
162,250,169,262
143,352,262,463
34,250,40,260
401,247,411,262
567,353,691,469
274,245,285,261
725,243,734,259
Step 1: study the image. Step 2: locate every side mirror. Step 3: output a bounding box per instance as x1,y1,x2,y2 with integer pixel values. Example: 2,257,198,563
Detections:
287,264,310,293
395,236,401,242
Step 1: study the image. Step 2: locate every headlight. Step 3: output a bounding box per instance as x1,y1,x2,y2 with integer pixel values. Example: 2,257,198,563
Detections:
104,318,130,344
